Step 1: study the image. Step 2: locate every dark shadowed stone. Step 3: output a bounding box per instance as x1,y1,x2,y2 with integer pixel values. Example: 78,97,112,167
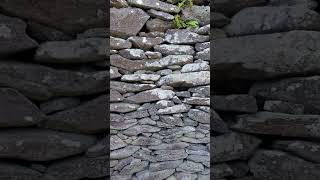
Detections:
27,21,72,42
233,111,320,138
211,132,261,163
87,136,108,157
77,28,108,39
214,0,267,16
111,89,124,102
226,6,320,36
0,88,45,127
249,150,320,180
211,110,229,133
127,0,180,13
128,36,164,50
126,88,175,103
212,28,227,39
249,76,320,113
40,97,81,114
273,140,320,163
268,0,318,9
212,12,230,28
263,100,304,114
0,129,96,161
157,71,210,87
213,95,258,113
0,162,42,179
0,14,38,56
110,37,132,50
42,95,107,134
146,18,174,32
0,62,107,101
211,163,233,179
0,0,107,34
35,38,107,63
111,81,156,94
214,31,320,80
45,156,108,179
228,161,250,178
182,5,210,26
111,8,150,38
165,29,209,44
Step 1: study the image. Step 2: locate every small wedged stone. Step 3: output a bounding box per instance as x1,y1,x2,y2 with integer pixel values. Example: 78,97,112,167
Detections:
165,29,209,44
211,132,261,163
157,71,210,87
40,97,81,114
226,6,320,36
160,115,184,126
233,111,320,138
154,44,195,55
111,67,122,79
196,24,210,35
111,89,124,102
182,5,210,26
249,150,320,180
127,0,180,14
111,8,150,38
0,61,107,101
110,103,140,113
35,38,107,63
0,88,45,127
126,88,175,103
183,97,210,106
249,76,320,113
128,36,164,50
111,135,127,151
0,129,96,161
195,48,209,60
272,140,320,163
110,37,132,50
111,146,140,159
0,14,38,56
45,155,108,179
195,42,210,52
213,95,258,113
42,95,107,134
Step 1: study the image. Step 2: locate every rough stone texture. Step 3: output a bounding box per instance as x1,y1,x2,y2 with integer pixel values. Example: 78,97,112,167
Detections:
213,95,258,113
127,0,180,13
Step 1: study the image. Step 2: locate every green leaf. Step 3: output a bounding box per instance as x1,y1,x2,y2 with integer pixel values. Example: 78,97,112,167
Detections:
186,20,199,28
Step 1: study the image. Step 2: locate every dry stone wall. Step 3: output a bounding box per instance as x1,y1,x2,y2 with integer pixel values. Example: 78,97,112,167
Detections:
213,0,320,180
0,1,108,179
110,0,210,179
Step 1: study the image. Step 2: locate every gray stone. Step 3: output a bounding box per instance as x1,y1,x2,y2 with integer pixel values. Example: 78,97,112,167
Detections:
131,137,162,146
128,36,164,50
181,62,209,73
150,160,183,172
165,29,209,44
110,103,140,113
212,12,231,28
127,88,175,103
211,132,261,163
148,142,189,150
182,5,210,26
189,85,210,97
145,51,162,59
157,71,209,87
195,48,209,60
0,88,45,127
195,42,210,52
249,76,320,113
249,150,320,180
111,0,129,8
0,129,96,161
0,162,42,179
86,136,108,157
40,97,81,114
263,100,304,114
35,38,107,63
111,81,156,94
187,154,209,163
188,109,209,124
175,172,197,180
111,146,140,159
233,112,320,138
111,8,150,38
155,149,188,161
0,62,107,101
214,0,267,16
121,74,160,82
111,119,137,130
157,104,191,114
273,140,320,163
213,95,258,113
160,115,184,126
183,97,210,106
137,169,175,180
211,163,233,179
177,161,204,173
154,44,195,55
147,18,174,32
148,9,174,20
110,135,127,151
28,21,72,42
110,37,132,50
196,24,210,35
127,0,180,13
0,0,107,34
111,89,124,102
125,110,150,119
123,125,161,136
120,159,149,175
45,156,108,179
226,6,320,36
43,95,107,134
0,15,35,55
268,0,318,9
214,31,320,80
144,55,193,70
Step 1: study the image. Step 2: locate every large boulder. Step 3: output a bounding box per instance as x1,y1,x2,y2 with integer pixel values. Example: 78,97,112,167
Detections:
213,31,320,80
0,14,38,56
111,8,150,38
0,0,107,34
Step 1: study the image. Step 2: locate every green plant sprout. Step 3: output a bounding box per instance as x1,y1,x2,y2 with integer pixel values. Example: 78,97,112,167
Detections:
172,0,199,29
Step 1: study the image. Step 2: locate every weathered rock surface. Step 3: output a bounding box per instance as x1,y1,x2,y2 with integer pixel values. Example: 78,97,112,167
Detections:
182,5,210,26
0,162,42,179
214,31,320,80
214,0,267,16
111,8,150,38
111,103,140,113
0,129,96,161
226,6,320,36
154,44,195,55
129,36,164,50
126,88,175,103
127,0,180,13
213,95,258,113
165,29,209,44
263,100,304,114
40,97,81,114
157,71,210,87
110,37,132,50
111,81,156,94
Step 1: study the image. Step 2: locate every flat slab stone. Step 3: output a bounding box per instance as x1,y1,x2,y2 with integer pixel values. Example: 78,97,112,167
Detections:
111,81,156,94
211,132,261,163
155,149,188,161
233,111,320,138
40,97,80,114
263,100,304,114
35,38,107,63
128,36,164,50
0,129,96,161
154,44,195,55
0,62,107,101
0,162,42,179
110,37,132,50
110,103,140,113
249,76,320,113
121,74,161,82
127,0,180,13
249,150,320,180
157,104,191,114
0,14,38,56
188,109,210,124
43,95,107,134
214,0,267,16
213,95,258,113
111,8,150,38
157,71,210,87
111,146,140,159
214,31,320,80
126,88,175,103
226,6,320,36
165,29,209,44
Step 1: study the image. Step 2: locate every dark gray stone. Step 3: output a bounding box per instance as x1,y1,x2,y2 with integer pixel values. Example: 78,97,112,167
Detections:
213,95,258,113
40,97,81,114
